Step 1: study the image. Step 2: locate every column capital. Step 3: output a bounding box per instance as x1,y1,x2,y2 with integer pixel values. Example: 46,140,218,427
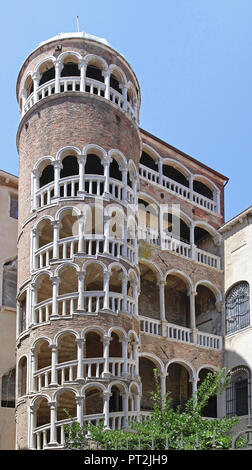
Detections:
103,391,112,399
51,219,60,228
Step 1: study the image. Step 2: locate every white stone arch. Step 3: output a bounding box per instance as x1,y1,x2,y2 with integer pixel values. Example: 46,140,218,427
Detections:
139,258,164,283
194,220,221,244
32,269,52,286
162,157,191,179
127,80,137,101
107,380,128,394
108,64,127,87
83,53,108,73
196,364,219,381
55,261,80,277
20,71,33,98
138,191,160,209
128,159,138,181
52,386,78,402
30,394,51,408
162,205,193,228
164,268,193,293
34,155,55,174
82,258,107,273
81,381,106,396
194,279,222,302
56,146,82,163
57,50,83,66
192,173,218,194
129,381,141,394
107,261,127,276
82,143,107,161
31,336,53,349
107,326,127,340
141,143,161,164
33,214,54,231
34,56,56,76
81,325,106,340
138,352,165,374
108,149,127,169
53,329,80,347
55,205,82,221
166,358,196,380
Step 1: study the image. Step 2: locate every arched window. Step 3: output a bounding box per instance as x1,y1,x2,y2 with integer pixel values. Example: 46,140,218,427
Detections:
226,367,251,417
2,258,17,309
1,368,15,407
225,282,250,335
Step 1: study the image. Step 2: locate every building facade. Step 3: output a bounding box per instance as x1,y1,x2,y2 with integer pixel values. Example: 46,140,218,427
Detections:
0,170,18,450
13,32,233,450
219,206,252,432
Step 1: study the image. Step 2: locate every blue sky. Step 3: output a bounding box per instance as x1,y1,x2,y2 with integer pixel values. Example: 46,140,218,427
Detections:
1,0,252,222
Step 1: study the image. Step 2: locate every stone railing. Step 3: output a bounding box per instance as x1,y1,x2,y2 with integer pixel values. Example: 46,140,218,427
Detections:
139,164,218,214
22,76,138,122
139,316,223,351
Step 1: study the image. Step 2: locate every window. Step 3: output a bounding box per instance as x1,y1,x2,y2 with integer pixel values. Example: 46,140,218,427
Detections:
226,367,251,417
10,193,18,219
225,281,250,335
2,258,17,308
1,368,16,408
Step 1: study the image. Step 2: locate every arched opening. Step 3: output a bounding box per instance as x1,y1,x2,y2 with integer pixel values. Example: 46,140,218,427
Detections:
84,205,104,237
18,356,27,397
1,368,15,408
36,273,52,304
140,151,158,172
85,153,104,176
38,60,55,86
196,285,220,335
110,69,122,94
24,75,33,97
56,390,77,423
39,164,54,188
2,258,17,309
60,155,79,184
226,367,251,417
109,385,123,412
109,332,122,358
139,357,159,410
194,226,218,256
86,64,104,83
61,56,80,78
37,219,53,248
162,164,189,187
84,263,104,312
19,291,27,333
165,274,190,326
109,266,123,312
198,369,217,417
225,281,250,335
85,331,103,359
58,266,78,295
35,339,51,372
85,387,103,419
162,212,190,245
166,363,192,411
138,198,159,240
57,333,77,383
35,397,50,428
109,158,122,181
139,263,159,320
193,179,213,200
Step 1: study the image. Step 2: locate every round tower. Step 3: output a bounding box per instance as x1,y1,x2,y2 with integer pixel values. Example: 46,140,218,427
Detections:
16,32,142,449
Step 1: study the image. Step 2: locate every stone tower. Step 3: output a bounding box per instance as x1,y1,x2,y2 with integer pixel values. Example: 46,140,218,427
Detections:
16,32,227,450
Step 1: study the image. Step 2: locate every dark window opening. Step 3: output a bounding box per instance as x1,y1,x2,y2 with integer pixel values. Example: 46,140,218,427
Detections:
109,389,122,412
39,164,54,187
109,159,122,181
86,65,104,82
225,282,250,335
1,368,15,408
19,295,26,333
162,165,189,187
39,67,55,86
61,62,80,77
110,74,121,94
10,194,18,219
164,213,190,244
2,258,17,308
85,154,104,175
140,151,158,172
226,371,250,417
193,180,213,200
60,156,79,178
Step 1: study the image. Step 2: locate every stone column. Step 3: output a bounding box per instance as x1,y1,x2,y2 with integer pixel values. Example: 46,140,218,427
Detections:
30,347,36,393
122,392,129,428
80,61,86,92
104,70,110,100
49,344,58,387
122,84,128,111
188,175,193,200
77,271,85,312
77,214,85,254
103,272,111,311
51,220,60,261
76,396,84,427
102,336,111,378
32,71,40,104
76,338,85,382
188,289,197,343
102,158,111,199
55,61,62,94
158,281,166,321
52,160,61,199
29,405,36,449
160,372,167,409
132,340,139,378
31,282,37,325
131,280,139,316
48,401,57,446
158,159,163,185
77,154,86,195
51,276,59,317
121,274,128,313
121,338,129,376
103,391,111,430
103,215,110,254
32,168,39,210
32,227,38,270
120,167,128,203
